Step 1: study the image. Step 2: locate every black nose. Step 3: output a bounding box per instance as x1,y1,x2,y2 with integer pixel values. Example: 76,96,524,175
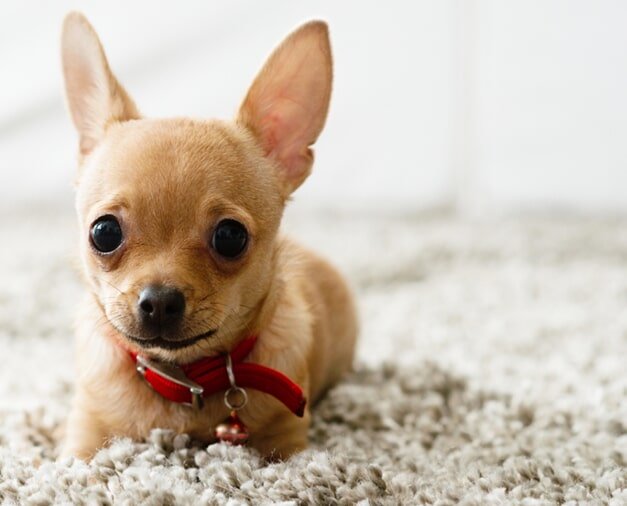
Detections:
138,285,186,329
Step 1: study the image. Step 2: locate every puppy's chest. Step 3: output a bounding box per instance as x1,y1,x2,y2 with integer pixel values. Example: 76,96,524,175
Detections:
98,369,231,440
92,348,306,442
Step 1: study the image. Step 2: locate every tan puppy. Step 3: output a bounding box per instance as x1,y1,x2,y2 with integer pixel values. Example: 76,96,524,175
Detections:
60,12,357,460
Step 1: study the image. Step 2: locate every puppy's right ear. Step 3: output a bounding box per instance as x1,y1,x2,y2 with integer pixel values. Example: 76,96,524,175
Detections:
61,12,139,156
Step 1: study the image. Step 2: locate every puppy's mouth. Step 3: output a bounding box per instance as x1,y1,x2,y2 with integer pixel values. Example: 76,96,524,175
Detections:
112,325,218,350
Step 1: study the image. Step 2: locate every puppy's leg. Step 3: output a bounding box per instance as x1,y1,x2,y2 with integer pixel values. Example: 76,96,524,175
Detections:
60,403,108,460
250,409,311,460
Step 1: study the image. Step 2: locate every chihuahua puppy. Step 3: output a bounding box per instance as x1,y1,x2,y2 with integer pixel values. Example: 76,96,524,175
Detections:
60,12,357,460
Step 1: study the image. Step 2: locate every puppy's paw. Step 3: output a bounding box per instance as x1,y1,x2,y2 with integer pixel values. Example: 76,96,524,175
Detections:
262,439,308,462
61,410,108,462
250,410,310,460
58,439,99,461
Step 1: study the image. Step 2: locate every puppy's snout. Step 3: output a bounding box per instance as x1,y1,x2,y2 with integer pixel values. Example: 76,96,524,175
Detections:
138,285,186,329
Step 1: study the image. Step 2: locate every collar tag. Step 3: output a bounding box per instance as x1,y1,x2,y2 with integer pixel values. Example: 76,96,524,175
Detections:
136,354,205,409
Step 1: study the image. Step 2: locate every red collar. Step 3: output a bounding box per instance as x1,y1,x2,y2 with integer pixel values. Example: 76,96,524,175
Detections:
128,336,306,417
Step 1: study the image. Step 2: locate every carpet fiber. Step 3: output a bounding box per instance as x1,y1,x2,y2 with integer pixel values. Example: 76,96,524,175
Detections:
0,209,625,505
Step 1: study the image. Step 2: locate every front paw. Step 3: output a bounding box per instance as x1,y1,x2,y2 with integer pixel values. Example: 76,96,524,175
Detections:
59,439,99,461
262,439,308,461
248,411,310,460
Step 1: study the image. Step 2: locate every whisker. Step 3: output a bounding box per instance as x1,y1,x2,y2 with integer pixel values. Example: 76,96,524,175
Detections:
102,279,125,295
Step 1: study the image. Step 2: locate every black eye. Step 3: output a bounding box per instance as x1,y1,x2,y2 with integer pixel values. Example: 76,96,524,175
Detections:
212,219,248,259
90,215,123,253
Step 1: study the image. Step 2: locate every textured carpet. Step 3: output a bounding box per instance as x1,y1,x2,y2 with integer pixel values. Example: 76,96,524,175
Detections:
0,208,625,505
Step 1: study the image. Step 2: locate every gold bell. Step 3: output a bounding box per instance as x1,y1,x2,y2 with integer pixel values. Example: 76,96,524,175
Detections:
215,411,249,445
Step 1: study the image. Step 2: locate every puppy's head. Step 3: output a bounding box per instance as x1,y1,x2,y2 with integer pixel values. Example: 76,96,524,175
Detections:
61,13,332,361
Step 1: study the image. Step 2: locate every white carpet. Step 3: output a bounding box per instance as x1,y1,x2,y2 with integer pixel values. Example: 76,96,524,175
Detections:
0,208,625,504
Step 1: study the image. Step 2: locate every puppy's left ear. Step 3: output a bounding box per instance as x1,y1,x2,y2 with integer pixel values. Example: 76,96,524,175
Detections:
61,12,140,157
237,21,333,196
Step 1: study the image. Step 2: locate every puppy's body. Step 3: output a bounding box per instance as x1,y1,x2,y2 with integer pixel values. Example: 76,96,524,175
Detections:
61,16,357,459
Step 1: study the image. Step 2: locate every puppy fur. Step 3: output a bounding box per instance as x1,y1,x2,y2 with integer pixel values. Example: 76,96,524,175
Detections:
60,13,358,460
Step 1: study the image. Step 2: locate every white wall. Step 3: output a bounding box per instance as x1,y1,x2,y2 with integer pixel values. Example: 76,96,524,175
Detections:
470,0,627,214
1,1,626,214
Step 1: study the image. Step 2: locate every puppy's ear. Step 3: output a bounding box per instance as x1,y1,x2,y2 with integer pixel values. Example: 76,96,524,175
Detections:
237,21,333,196
61,12,139,157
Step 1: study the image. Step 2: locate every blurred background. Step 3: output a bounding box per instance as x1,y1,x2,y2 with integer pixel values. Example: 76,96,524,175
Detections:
1,1,627,216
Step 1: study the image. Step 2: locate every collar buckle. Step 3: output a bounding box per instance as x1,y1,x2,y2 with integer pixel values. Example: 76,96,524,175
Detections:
136,354,205,410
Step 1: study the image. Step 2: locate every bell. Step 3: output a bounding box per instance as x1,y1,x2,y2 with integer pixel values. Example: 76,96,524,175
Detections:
214,411,249,445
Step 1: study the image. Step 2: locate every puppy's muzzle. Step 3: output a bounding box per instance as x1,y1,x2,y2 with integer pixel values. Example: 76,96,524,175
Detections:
138,284,185,334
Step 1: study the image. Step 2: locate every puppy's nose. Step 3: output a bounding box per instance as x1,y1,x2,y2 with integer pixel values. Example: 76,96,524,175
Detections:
138,285,186,328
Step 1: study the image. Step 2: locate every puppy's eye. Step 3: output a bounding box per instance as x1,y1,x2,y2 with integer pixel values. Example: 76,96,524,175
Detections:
212,219,248,259
90,215,123,253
